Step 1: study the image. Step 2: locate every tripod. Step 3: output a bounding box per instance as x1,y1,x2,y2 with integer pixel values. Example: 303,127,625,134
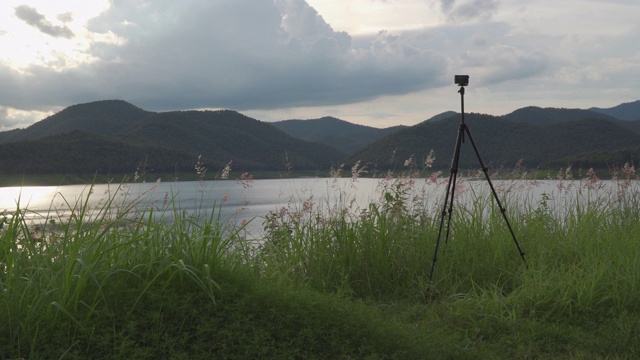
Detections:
428,79,526,283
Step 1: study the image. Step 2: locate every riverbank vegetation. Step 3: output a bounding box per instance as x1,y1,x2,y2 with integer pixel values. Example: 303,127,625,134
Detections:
0,164,632,187
1,169,639,358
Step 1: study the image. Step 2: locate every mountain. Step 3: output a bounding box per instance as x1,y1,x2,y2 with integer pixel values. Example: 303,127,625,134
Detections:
0,101,345,178
2,99,640,181
418,111,458,124
347,113,640,172
0,100,156,143
0,130,195,177
123,110,345,170
272,116,406,154
616,120,640,134
502,106,616,125
546,145,640,170
590,100,640,121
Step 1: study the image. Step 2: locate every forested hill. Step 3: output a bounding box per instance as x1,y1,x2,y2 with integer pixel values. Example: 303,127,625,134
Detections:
589,100,640,121
502,107,617,125
121,110,345,170
272,117,406,154
0,101,345,179
0,100,156,143
346,113,640,171
1,99,639,181
0,131,196,177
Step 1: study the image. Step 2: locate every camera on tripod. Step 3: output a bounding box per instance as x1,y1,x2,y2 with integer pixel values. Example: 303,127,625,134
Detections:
428,72,525,284
454,75,469,86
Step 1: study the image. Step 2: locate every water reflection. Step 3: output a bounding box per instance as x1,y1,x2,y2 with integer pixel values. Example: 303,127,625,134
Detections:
0,178,637,237
0,179,381,236
0,185,60,211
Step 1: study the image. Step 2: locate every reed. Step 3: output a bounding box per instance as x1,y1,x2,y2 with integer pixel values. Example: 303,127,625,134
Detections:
1,175,640,358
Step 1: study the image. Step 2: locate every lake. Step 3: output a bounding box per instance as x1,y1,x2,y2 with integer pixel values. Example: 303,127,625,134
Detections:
0,177,637,237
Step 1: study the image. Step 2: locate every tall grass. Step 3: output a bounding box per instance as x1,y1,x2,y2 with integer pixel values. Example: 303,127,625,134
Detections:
258,175,439,300
0,183,247,358
2,172,640,358
258,175,640,317
255,175,640,357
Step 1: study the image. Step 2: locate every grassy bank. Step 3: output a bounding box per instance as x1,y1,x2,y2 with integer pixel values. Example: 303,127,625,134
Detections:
1,176,640,358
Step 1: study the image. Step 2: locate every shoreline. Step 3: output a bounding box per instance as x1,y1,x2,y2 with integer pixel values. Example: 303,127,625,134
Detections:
0,166,630,187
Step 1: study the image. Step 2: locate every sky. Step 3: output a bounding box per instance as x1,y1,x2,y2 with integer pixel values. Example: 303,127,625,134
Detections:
0,0,638,130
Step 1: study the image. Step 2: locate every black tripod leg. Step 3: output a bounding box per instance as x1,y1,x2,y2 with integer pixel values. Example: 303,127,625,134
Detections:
429,123,465,283
443,124,466,245
462,126,526,262
429,168,454,283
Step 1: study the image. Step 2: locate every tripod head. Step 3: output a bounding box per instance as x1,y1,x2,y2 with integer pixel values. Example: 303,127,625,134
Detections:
455,75,468,95
454,75,468,124
454,75,469,86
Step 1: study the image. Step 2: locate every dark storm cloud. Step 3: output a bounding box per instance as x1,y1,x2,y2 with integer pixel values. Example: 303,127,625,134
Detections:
0,0,557,116
75,0,449,111
14,5,74,38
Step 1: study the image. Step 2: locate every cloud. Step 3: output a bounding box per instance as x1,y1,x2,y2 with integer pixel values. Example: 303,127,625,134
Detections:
14,5,75,38
57,12,74,23
0,105,52,130
0,0,560,115
0,0,550,115
2,0,636,129
440,0,456,13
71,0,447,111
440,0,498,22
431,22,550,85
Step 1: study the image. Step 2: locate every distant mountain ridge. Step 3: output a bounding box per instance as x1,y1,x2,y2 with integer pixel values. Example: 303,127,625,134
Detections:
502,106,617,125
590,100,640,121
272,117,406,154
0,99,638,181
122,110,343,170
0,100,156,143
0,100,345,178
347,110,640,172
